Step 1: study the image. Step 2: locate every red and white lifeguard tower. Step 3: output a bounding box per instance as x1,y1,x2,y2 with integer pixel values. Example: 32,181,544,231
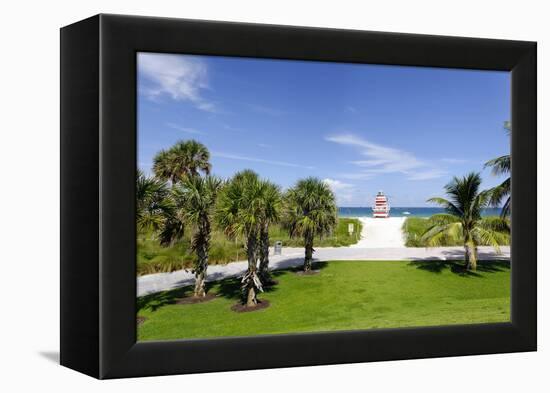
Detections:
372,191,390,218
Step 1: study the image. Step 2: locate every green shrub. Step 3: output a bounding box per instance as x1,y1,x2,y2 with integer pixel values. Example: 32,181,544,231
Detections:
136,217,362,275
402,216,510,247
269,217,362,247
137,255,193,275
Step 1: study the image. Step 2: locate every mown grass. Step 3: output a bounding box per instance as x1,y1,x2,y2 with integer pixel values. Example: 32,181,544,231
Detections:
402,216,510,247
137,218,362,275
137,259,510,341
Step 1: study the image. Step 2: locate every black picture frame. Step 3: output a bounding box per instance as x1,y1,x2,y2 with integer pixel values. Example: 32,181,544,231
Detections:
60,14,537,379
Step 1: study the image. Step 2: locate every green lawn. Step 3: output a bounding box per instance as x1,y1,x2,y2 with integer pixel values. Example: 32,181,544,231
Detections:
137,218,361,275
137,260,510,341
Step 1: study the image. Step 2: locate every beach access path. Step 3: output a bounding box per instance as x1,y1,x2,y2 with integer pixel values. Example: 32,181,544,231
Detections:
351,217,406,248
138,243,511,296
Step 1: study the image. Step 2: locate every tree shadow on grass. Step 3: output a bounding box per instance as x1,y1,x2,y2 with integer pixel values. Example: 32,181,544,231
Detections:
477,260,510,272
215,261,329,300
139,269,287,312
407,259,510,278
138,261,332,313
137,286,192,312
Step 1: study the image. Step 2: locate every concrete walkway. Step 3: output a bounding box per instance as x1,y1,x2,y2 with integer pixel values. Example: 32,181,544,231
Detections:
137,245,510,296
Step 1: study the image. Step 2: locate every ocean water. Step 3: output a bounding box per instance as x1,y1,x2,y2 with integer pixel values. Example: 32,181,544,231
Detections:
338,207,503,218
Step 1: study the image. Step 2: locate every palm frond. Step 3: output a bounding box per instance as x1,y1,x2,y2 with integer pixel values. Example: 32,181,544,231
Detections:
426,197,463,217
478,216,510,234
421,222,463,247
472,226,508,253
424,172,510,252
136,170,170,233
501,196,511,218
489,182,509,205
484,155,510,176
428,213,461,225
152,140,211,184
283,177,337,240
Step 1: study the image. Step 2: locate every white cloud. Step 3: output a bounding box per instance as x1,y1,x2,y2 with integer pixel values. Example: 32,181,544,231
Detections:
212,151,314,169
166,122,204,135
323,178,353,191
326,133,446,181
138,53,215,112
323,178,355,203
327,134,424,172
340,173,376,180
257,143,271,148
407,169,448,181
351,159,391,167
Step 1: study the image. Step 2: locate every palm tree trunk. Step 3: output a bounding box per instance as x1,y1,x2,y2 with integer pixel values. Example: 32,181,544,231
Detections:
193,219,210,297
258,222,272,284
245,233,258,307
304,232,314,271
465,242,477,271
194,270,206,297
246,285,256,307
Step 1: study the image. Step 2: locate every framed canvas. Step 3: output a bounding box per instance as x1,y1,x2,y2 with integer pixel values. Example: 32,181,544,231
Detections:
60,14,536,379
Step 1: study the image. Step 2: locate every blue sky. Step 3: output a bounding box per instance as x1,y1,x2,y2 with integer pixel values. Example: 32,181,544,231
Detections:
137,52,510,207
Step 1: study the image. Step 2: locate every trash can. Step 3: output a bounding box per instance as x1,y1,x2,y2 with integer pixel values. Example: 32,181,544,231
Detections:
274,241,282,255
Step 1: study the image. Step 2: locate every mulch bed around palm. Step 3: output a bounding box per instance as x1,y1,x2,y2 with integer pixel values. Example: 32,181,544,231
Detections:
231,299,270,313
175,293,218,305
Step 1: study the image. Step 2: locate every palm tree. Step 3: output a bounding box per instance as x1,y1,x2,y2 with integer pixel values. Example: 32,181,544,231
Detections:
216,170,265,307
284,178,337,272
153,140,211,184
136,170,170,233
423,172,510,271
485,121,511,218
257,181,282,284
162,175,223,297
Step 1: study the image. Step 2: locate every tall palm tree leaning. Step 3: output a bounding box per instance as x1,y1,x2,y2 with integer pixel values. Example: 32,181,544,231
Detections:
257,181,282,285
161,176,222,297
216,170,266,307
153,139,211,184
484,121,511,218
284,178,337,272
422,172,510,271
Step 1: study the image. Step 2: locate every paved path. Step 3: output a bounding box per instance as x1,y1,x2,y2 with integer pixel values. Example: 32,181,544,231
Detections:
137,245,510,296
351,217,406,248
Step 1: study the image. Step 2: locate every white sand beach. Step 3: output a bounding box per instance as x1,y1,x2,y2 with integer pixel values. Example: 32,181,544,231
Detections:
350,217,407,248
